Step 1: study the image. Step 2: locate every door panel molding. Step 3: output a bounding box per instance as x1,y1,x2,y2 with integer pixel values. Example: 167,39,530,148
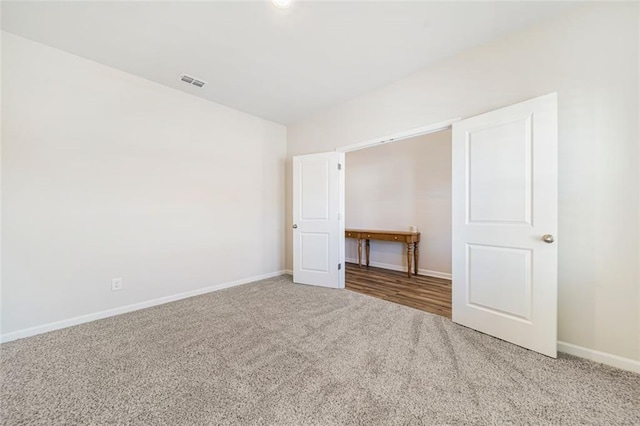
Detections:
293,152,345,288
452,92,558,357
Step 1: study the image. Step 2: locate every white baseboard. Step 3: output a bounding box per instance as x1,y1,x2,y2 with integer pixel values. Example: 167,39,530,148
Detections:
5,271,637,374
345,258,452,280
0,270,288,344
557,341,640,373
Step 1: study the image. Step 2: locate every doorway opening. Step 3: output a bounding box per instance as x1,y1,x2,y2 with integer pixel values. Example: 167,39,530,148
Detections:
343,130,453,318
294,93,557,357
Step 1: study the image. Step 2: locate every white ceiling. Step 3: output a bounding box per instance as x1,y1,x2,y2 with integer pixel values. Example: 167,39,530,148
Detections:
1,1,577,124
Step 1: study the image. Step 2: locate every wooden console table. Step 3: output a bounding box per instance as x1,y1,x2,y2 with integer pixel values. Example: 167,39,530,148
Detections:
345,229,420,278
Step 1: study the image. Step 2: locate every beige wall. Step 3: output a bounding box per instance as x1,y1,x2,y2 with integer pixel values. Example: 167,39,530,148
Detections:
345,131,451,276
286,3,639,361
1,33,287,337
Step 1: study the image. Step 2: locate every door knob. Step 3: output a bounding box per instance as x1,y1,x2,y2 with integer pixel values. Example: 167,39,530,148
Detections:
542,234,554,243
292,224,298,229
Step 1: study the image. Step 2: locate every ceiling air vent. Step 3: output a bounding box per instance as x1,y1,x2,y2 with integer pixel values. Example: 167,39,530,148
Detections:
180,74,206,88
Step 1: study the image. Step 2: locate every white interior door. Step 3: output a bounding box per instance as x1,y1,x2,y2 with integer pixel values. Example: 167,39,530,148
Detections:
452,93,558,357
293,152,345,288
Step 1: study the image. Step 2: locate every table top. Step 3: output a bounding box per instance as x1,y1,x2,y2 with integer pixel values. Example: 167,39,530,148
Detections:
345,228,420,236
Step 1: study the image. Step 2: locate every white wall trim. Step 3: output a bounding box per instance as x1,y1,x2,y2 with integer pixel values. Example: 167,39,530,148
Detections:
335,117,461,153
345,258,452,280
557,341,640,373
0,270,288,344
4,269,638,374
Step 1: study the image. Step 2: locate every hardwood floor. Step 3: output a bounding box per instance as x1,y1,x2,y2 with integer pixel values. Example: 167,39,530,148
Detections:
345,262,452,319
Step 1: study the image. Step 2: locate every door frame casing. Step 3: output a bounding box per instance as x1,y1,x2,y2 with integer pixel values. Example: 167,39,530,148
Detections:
336,118,461,154
334,116,461,288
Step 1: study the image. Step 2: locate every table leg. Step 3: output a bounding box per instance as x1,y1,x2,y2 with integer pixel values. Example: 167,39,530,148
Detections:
357,238,362,268
406,242,413,278
366,239,370,267
414,242,419,275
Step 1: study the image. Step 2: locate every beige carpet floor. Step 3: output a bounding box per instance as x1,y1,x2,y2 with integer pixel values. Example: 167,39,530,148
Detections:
1,274,639,425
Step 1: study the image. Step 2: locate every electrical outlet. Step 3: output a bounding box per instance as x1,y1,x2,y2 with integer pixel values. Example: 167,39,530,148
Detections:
111,277,123,291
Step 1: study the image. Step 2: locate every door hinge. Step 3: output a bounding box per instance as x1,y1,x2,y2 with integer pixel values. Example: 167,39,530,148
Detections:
338,263,342,270
338,163,342,170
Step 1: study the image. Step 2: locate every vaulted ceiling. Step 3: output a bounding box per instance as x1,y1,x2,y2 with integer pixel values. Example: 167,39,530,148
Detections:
1,1,577,124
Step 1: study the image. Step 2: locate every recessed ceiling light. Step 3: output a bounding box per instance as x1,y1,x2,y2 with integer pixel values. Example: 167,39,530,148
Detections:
272,0,292,9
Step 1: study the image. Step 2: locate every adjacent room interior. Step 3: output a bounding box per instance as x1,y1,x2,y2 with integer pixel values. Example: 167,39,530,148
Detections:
344,130,453,318
1,1,639,424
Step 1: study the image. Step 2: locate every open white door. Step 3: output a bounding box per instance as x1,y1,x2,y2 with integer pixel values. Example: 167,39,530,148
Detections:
452,93,558,357
293,152,345,288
